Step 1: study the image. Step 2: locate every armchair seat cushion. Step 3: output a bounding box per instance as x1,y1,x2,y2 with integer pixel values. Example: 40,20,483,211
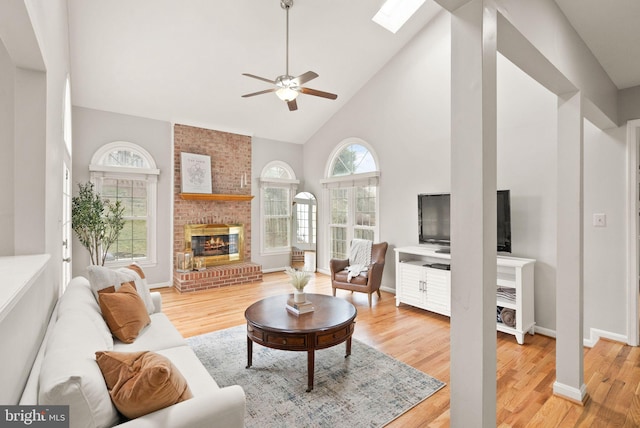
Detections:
334,270,369,286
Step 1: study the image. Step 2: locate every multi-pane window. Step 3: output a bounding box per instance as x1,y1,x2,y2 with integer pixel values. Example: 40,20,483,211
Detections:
324,139,380,261
330,188,349,259
263,187,290,249
260,161,298,254
101,178,148,260
90,142,159,265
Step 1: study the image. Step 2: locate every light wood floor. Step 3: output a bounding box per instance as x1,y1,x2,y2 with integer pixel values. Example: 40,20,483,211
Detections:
158,272,640,427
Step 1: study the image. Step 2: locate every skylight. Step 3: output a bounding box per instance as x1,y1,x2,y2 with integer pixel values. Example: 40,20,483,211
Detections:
372,0,426,34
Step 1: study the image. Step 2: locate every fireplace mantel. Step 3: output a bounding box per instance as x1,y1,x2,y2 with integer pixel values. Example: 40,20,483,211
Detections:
180,193,253,202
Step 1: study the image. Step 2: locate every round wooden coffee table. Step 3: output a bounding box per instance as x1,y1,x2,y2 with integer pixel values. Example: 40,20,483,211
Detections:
244,293,357,392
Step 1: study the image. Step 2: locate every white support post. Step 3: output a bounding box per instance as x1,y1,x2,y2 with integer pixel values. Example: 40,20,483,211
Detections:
449,1,498,426
554,91,588,404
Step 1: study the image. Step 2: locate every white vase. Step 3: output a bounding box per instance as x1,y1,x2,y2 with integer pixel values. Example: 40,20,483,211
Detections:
294,289,306,303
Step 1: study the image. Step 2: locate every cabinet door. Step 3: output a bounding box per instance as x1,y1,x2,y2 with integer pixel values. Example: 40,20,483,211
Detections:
424,269,451,316
398,263,425,307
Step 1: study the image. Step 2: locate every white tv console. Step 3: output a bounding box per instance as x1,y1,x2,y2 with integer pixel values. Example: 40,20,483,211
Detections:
394,246,535,344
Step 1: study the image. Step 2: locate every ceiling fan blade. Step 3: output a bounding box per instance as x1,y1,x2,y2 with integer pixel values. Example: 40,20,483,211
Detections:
300,87,338,100
242,73,276,84
287,99,298,111
291,71,318,86
242,88,278,98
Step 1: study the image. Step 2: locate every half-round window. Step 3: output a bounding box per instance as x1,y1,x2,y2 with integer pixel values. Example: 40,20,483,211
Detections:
262,161,295,180
328,141,378,177
92,142,156,170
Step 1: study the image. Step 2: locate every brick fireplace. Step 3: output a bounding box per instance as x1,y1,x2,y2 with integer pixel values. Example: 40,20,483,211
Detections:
173,124,262,292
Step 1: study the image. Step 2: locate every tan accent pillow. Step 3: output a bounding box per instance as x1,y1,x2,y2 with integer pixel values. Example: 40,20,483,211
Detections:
95,351,193,419
99,283,150,343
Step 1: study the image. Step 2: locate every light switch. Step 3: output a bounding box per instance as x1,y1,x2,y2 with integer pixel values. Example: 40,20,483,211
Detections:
593,213,607,227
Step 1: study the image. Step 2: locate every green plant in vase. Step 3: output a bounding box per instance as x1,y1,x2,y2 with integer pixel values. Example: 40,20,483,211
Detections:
72,182,125,266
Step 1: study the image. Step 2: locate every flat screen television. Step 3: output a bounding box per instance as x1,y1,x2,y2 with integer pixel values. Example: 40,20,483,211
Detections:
418,190,512,253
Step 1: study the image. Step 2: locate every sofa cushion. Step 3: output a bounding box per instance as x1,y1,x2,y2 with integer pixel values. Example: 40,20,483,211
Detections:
113,313,186,352
87,265,155,314
57,277,114,348
154,346,220,396
99,283,151,344
95,351,193,419
39,311,119,428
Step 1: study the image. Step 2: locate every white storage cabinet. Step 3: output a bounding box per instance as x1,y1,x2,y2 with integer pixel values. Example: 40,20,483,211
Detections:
395,246,535,344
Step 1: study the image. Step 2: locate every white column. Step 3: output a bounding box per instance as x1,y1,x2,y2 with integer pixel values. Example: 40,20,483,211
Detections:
449,1,497,426
554,92,588,403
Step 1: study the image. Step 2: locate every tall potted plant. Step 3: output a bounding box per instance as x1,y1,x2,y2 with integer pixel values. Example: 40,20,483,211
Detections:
72,182,125,265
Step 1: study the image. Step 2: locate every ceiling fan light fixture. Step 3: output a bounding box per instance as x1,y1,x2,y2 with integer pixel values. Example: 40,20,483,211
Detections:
241,0,337,110
276,87,299,102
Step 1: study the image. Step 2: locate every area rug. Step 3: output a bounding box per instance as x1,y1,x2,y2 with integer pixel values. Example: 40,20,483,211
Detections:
187,325,445,428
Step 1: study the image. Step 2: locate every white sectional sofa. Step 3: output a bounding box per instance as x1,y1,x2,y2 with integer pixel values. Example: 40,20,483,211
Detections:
19,276,245,428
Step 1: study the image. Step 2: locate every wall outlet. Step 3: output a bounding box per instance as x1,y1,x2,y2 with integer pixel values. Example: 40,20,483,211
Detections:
593,213,607,227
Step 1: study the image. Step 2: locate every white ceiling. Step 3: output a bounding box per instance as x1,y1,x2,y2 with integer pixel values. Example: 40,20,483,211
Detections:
555,0,640,91
67,0,640,145
68,0,442,144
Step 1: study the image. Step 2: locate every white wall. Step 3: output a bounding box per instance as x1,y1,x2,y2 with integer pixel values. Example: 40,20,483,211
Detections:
583,120,627,337
0,40,15,256
24,0,72,290
0,0,70,277
619,85,640,124
304,12,452,287
302,8,630,337
71,107,172,286
251,136,304,271
496,54,558,332
0,0,71,402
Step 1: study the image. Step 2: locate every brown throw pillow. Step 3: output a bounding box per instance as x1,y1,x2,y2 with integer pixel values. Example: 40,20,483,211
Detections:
99,283,150,343
95,351,193,419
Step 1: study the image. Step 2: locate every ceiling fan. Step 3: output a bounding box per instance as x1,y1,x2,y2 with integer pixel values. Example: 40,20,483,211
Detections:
241,0,338,111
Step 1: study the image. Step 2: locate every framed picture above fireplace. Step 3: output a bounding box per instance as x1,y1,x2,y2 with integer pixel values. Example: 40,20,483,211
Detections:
180,152,212,194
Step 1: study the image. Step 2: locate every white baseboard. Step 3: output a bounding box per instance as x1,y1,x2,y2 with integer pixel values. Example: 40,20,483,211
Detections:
380,285,396,294
149,281,172,289
532,326,628,348
583,328,628,348
534,326,556,338
553,381,588,403
262,266,286,274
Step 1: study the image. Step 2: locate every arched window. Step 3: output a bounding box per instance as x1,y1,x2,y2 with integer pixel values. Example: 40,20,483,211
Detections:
90,142,159,265
322,138,380,260
260,161,299,254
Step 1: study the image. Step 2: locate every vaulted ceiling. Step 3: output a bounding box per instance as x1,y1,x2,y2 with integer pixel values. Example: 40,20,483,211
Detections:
67,0,640,144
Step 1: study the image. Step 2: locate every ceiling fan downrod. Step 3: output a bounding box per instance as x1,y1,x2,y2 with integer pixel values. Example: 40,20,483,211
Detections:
281,0,293,78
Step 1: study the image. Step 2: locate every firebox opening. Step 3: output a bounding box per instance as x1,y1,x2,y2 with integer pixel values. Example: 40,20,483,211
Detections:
184,224,244,267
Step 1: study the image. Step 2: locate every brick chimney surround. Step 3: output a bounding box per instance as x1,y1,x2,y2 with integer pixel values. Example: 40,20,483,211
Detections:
173,124,262,292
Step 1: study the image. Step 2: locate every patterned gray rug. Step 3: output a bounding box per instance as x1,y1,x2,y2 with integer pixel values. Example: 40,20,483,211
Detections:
187,325,445,428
